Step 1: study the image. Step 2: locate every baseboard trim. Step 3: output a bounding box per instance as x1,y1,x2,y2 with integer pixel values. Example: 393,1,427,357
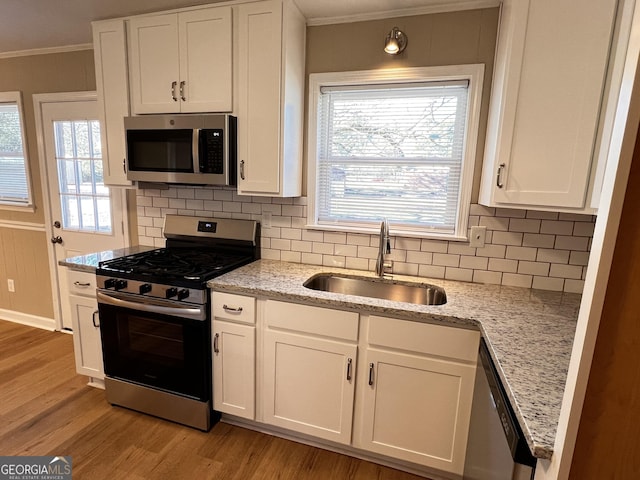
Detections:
219,415,459,480
0,309,56,331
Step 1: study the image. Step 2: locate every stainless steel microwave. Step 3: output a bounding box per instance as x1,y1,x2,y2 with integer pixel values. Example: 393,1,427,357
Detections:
124,114,236,185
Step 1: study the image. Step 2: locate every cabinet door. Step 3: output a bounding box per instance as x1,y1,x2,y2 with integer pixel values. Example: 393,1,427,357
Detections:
360,348,475,475
237,0,282,194
178,7,232,113
70,295,104,379
129,14,181,114
92,20,132,186
212,320,255,420
263,329,357,444
480,0,617,209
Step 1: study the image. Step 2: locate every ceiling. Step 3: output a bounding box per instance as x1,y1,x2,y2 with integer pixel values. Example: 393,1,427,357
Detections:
0,0,486,55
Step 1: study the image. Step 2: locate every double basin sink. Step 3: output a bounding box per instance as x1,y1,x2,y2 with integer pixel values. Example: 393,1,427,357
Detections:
303,273,447,306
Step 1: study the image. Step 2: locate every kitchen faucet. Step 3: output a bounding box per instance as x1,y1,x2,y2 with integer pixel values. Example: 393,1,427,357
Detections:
375,219,392,277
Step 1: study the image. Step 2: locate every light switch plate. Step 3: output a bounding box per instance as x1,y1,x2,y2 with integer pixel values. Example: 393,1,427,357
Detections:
469,226,487,248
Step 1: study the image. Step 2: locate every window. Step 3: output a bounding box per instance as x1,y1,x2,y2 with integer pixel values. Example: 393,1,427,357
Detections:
0,92,32,209
307,66,483,239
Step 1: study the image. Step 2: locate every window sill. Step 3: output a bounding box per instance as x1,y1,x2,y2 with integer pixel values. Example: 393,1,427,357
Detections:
0,203,35,213
305,223,469,242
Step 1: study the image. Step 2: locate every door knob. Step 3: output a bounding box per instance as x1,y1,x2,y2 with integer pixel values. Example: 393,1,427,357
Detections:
50,236,63,244
53,221,61,228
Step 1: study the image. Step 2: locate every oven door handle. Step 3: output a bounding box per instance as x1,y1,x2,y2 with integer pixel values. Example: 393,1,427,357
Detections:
97,291,206,321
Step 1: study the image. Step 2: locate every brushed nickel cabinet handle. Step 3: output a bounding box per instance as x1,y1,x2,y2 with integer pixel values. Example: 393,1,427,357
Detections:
123,158,127,174
240,160,245,180
213,333,219,354
180,81,186,101
496,163,506,189
92,310,100,328
346,358,353,381
171,81,178,101
368,362,375,386
73,281,91,288
222,304,243,313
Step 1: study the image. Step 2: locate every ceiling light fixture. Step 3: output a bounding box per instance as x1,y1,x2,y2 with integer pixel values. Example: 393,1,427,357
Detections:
384,27,407,55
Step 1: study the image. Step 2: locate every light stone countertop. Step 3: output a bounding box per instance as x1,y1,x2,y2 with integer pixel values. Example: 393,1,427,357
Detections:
58,246,155,273
208,259,581,460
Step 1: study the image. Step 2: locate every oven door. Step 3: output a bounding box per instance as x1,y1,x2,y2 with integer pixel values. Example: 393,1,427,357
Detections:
97,290,210,401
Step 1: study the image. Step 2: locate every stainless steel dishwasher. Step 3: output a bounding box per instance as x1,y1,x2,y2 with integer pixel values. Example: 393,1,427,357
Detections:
463,339,537,480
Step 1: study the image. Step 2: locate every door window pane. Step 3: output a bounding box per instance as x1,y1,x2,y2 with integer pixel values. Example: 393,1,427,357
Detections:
54,120,112,233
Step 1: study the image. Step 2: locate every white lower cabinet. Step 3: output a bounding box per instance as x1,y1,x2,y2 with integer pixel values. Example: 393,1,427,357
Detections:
263,329,357,444
212,320,255,420
212,292,256,420
262,300,358,444
70,294,104,380
213,294,479,476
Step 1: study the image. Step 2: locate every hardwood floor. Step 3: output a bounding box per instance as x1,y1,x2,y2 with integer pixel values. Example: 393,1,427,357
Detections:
0,320,426,480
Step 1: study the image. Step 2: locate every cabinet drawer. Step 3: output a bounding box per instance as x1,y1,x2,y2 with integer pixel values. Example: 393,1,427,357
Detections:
265,300,358,341
368,315,479,362
68,270,97,296
212,292,255,324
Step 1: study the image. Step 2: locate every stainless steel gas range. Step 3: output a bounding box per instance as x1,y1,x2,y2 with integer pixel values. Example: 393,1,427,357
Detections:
96,215,258,431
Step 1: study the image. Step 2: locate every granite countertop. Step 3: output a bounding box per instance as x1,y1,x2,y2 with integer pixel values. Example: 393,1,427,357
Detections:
208,259,581,460
58,245,155,272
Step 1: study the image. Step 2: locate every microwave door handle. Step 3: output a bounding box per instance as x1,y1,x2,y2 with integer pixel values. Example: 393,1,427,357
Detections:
193,128,200,173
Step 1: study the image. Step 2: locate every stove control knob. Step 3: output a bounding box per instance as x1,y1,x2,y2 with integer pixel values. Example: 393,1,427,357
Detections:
103,278,116,289
115,280,128,291
166,287,178,299
177,289,190,301
139,283,152,294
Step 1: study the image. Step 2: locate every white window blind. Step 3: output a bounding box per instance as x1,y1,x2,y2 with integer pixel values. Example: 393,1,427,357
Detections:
0,97,31,206
316,80,470,234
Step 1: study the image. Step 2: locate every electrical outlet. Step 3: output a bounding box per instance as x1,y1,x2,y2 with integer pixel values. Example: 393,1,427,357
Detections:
7,279,15,293
262,211,272,228
469,226,487,248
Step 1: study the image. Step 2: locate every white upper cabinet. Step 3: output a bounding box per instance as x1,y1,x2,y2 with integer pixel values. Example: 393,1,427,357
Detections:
92,19,132,186
479,0,617,211
236,0,305,197
128,6,232,114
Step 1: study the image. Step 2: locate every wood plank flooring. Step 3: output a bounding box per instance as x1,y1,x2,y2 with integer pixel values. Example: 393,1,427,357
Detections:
0,320,426,480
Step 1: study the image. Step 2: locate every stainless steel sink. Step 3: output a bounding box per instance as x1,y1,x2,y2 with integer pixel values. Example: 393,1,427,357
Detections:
303,274,447,306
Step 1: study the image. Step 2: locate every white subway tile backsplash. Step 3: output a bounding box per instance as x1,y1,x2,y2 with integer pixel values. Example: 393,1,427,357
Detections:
549,264,583,279
532,276,564,291
488,258,518,273
537,248,570,264
522,233,555,249
473,270,502,285
460,255,488,270
505,246,537,261
479,215,509,231
540,220,574,235
419,264,446,279
433,253,460,267
445,267,473,282
555,235,589,251
421,239,449,253
492,231,523,246
502,273,533,288
518,261,550,276
136,187,595,294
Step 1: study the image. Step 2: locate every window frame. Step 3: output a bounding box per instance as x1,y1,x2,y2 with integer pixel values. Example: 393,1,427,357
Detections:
306,65,484,240
0,91,34,211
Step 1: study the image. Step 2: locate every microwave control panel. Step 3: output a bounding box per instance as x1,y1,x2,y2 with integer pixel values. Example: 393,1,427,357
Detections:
200,129,224,174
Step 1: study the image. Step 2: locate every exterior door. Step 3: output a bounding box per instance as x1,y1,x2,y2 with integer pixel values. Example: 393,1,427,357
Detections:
40,97,126,329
